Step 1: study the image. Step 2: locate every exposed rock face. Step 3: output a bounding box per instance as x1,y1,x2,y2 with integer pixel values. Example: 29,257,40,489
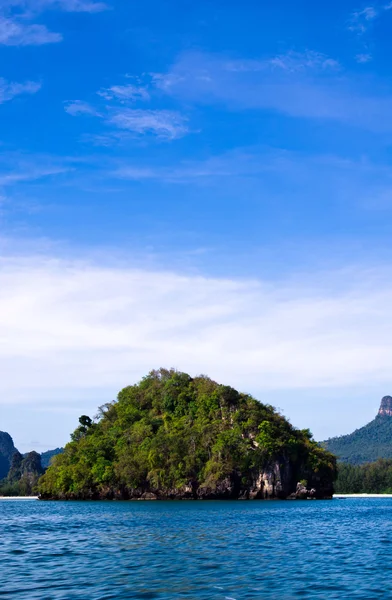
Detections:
41,459,333,501
378,396,392,417
21,451,44,481
0,432,17,480
6,451,44,495
8,451,44,483
38,369,337,501
7,451,23,482
287,482,318,500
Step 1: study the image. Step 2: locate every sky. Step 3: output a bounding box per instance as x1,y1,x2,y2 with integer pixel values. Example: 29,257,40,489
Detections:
1,0,392,452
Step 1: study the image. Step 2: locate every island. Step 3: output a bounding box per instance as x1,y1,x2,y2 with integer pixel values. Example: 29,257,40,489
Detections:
39,369,336,500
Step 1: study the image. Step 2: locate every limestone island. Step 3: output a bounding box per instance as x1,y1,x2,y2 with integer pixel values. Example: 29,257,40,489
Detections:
39,369,336,500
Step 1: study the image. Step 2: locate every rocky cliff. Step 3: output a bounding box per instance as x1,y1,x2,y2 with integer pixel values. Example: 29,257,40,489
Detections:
5,450,44,495
39,368,336,500
0,431,17,480
378,396,392,417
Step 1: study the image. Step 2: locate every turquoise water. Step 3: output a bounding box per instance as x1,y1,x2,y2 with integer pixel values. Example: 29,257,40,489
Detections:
1,499,392,599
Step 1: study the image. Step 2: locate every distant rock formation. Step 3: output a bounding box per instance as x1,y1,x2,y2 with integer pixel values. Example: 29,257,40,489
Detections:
6,450,44,495
0,429,62,490
40,448,63,469
322,396,392,464
0,431,17,480
378,396,392,417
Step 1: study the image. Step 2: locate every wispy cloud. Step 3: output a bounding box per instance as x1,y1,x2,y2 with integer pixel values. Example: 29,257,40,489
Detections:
0,16,61,45
224,50,340,73
0,153,72,188
1,0,108,14
356,52,373,63
0,165,68,185
111,147,392,217
108,108,188,140
0,77,41,103
348,3,392,61
112,149,270,182
64,100,101,116
0,0,107,46
0,165,69,187
66,77,189,141
42,0,108,12
98,84,150,103
349,6,378,33
1,255,392,412
154,50,392,132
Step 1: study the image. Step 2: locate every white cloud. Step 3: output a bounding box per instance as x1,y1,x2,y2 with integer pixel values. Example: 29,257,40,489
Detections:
1,0,108,13
0,164,69,185
349,6,378,33
1,255,392,409
108,109,189,140
225,51,340,73
356,52,373,63
64,80,189,142
112,150,271,181
0,0,107,47
0,153,71,186
65,100,101,116
46,0,108,12
0,16,61,44
98,84,150,102
154,51,392,132
0,77,41,103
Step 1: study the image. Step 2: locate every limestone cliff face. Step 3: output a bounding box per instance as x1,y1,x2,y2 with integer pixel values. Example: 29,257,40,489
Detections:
46,457,333,501
0,432,17,480
378,396,392,417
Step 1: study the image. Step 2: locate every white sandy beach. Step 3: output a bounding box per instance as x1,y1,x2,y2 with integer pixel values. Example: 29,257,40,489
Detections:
0,496,39,500
334,494,392,498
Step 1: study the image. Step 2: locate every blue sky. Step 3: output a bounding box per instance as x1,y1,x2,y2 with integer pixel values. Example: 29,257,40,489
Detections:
1,0,392,452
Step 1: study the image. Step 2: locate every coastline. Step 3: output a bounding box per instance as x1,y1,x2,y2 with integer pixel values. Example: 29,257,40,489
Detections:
0,496,38,500
334,493,392,498
1,494,392,500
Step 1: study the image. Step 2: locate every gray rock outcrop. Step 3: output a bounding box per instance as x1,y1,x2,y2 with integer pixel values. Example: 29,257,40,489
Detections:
378,396,392,417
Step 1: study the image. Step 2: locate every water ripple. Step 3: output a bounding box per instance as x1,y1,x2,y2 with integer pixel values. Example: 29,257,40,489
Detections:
1,499,392,599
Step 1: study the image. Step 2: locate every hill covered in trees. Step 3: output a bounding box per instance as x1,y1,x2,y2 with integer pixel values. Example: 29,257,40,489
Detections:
39,369,336,500
322,396,392,464
40,448,63,469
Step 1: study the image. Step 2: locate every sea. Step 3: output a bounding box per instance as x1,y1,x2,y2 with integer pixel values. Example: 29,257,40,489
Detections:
1,498,392,599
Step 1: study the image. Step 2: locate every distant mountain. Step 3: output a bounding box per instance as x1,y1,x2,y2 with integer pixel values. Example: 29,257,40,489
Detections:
0,428,63,479
6,450,45,495
0,432,17,479
322,396,392,464
41,448,63,469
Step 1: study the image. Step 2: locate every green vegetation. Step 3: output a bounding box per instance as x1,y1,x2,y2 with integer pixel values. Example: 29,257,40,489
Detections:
41,448,63,469
322,415,392,465
335,459,392,494
38,369,336,500
0,451,44,496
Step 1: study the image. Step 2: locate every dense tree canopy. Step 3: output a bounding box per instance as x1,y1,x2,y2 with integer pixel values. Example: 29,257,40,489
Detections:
322,415,392,464
335,459,392,494
39,369,336,500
